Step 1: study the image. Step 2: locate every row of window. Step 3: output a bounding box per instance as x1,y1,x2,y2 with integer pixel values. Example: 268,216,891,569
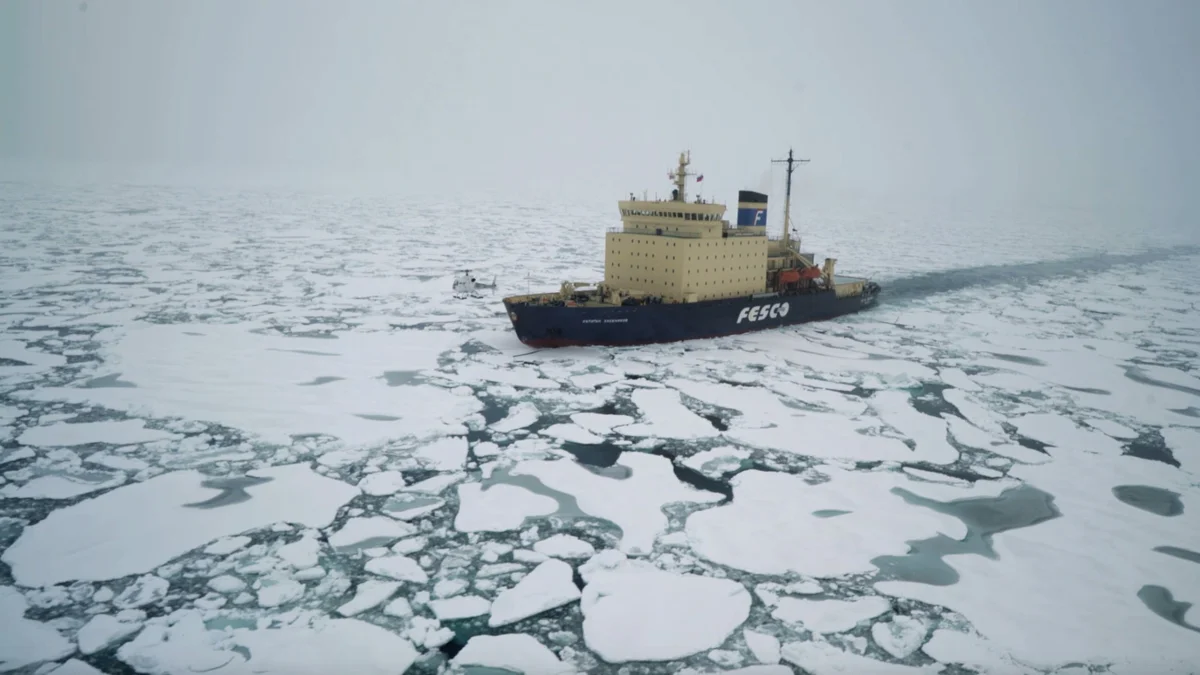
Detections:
608,264,759,274
622,210,720,221
617,238,759,248
610,253,763,262
607,276,761,288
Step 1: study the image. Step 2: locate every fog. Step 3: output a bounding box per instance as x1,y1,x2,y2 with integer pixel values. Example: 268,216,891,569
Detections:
3,0,1198,214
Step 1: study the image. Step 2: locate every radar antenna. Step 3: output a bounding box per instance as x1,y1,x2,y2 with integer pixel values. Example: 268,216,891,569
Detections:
771,148,809,256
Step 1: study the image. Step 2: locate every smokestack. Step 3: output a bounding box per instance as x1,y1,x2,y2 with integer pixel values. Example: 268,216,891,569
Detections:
736,190,768,228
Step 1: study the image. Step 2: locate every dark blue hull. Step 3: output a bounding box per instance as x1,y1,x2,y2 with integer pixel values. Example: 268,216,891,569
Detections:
503,283,881,347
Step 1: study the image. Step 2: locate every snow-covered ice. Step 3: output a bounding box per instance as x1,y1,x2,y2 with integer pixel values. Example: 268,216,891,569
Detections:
580,554,751,662
453,633,575,674
3,463,357,586
0,586,73,670
3,184,1200,674
533,533,596,559
455,482,559,532
512,452,724,554
771,595,891,634
489,558,582,627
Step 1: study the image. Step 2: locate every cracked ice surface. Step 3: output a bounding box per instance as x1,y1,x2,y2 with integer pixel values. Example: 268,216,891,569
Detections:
2,186,1199,674
3,463,357,586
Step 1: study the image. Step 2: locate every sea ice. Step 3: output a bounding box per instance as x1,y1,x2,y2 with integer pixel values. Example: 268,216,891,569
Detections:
400,471,465,495
614,388,719,440
17,419,178,447
3,462,357,586
540,423,605,444
453,633,575,674
0,586,73,671
256,578,304,607
117,609,419,675
1,472,127,500
580,555,751,662
685,467,966,577
363,554,429,583
429,595,491,620
782,640,943,674
488,558,582,627
329,516,417,550
277,534,322,568
22,323,479,447
512,452,723,555
771,596,891,634
77,612,145,654
742,629,781,664
455,482,558,532
46,660,105,675
356,470,407,496
876,449,1200,669
533,533,596,559
336,580,400,617
113,575,169,609
207,576,246,594
871,616,929,659
491,402,541,432
570,412,634,434
412,435,468,470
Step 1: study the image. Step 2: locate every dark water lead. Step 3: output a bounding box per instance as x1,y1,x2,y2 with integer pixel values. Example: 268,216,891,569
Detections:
871,483,1060,586
649,449,733,501
1121,429,1180,468
812,509,851,518
382,370,423,387
1154,546,1200,566
907,382,963,421
1123,365,1200,399
183,475,274,509
987,352,1048,367
356,413,401,422
1137,585,1200,634
83,373,137,388
1112,485,1184,517
298,376,344,386
560,441,624,469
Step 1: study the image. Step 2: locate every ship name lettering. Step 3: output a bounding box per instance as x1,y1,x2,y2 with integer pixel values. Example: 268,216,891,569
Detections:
737,302,789,324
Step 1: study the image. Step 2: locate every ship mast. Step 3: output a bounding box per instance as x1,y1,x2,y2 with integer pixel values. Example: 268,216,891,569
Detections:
771,148,809,255
670,151,692,202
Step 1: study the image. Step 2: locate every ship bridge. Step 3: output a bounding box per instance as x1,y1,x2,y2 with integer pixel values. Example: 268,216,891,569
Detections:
604,151,772,304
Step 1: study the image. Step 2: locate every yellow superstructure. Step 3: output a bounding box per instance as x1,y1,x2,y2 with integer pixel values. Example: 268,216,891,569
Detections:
603,151,819,303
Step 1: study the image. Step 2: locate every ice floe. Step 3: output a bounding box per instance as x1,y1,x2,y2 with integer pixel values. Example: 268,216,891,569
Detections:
580,554,751,662
614,388,719,439
782,640,943,674
685,466,968,577
876,448,1200,669
21,323,480,447
363,554,429,583
453,633,575,674
533,533,595,559
117,609,418,674
489,558,582,627
0,586,73,671
17,419,179,447
455,482,559,532
512,452,724,554
3,462,357,586
771,595,891,634
77,611,145,654
742,629,782,664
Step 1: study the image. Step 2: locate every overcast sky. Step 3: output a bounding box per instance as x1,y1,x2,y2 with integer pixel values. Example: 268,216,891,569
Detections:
2,0,1198,213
